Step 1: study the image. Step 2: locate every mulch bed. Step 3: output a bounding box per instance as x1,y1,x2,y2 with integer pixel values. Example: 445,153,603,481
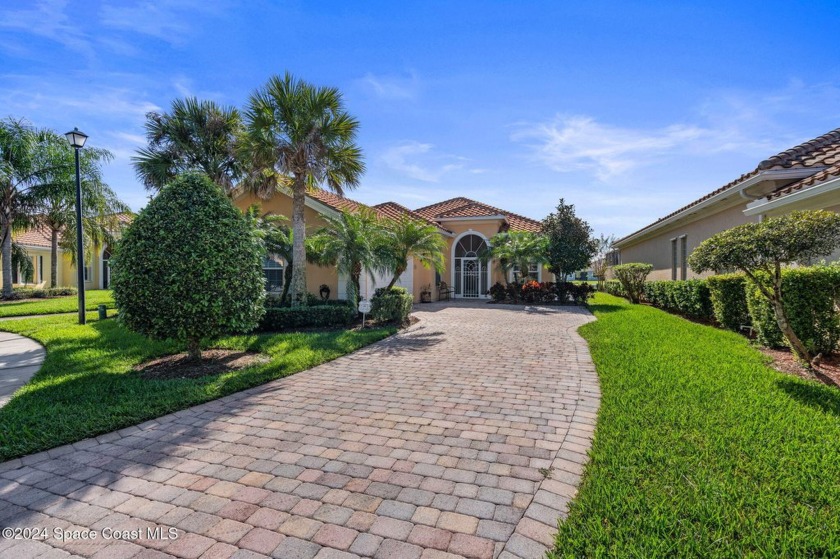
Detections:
760,347,840,387
136,349,270,380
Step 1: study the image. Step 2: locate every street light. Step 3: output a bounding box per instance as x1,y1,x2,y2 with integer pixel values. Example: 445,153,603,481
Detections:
65,127,88,325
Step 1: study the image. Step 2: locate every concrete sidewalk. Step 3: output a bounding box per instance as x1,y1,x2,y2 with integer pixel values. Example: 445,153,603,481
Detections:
0,332,45,407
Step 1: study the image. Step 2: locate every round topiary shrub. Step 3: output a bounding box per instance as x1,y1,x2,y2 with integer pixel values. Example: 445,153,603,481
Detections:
111,173,265,360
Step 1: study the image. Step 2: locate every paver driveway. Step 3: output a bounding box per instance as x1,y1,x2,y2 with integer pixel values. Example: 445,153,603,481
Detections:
0,301,599,559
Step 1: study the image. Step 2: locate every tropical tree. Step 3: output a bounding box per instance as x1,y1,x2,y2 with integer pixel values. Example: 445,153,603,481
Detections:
381,215,446,290
481,231,547,284
244,205,295,303
112,173,265,361
240,72,364,307
132,97,243,192
308,209,385,306
689,210,840,365
33,132,127,287
542,199,598,280
0,119,58,298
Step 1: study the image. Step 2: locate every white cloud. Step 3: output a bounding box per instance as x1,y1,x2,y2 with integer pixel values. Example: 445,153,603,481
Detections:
358,71,420,100
0,0,94,58
99,0,229,43
380,141,470,182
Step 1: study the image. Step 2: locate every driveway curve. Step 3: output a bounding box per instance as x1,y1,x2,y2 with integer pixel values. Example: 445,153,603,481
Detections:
0,301,599,559
0,332,45,408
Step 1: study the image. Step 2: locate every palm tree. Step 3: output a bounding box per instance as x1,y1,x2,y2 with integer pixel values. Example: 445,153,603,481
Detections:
241,72,364,307
381,215,446,290
482,231,548,284
34,133,127,287
132,97,243,192
308,209,385,306
0,118,56,298
245,205,295,303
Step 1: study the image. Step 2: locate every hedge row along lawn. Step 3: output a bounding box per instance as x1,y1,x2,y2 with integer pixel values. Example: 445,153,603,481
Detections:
552,293,840,558
0,289,115,318
0,312,394,461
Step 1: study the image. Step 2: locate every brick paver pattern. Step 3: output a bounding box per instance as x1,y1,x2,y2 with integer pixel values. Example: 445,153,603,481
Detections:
0,301,599,559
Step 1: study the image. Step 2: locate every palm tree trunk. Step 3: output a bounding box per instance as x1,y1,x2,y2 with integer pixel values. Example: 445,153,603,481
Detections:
386,264,406,291
1,219,12,299
50,228,58,288
281,266,293,304
352,261,362,305
289,175,308,307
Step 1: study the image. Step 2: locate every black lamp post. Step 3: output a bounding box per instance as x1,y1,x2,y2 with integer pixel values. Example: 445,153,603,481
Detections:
65,127,88,325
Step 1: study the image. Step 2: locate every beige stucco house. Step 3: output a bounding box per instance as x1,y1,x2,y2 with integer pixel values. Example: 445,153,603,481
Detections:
234,189,548,302
614,127,840,280
2,215,131,291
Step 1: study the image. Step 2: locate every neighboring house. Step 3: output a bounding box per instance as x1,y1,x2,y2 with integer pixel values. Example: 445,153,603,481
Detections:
234,190,548,302
614,127,840,280
1,215,131,290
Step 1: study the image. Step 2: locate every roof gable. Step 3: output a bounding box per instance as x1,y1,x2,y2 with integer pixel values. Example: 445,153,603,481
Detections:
414,197,542,232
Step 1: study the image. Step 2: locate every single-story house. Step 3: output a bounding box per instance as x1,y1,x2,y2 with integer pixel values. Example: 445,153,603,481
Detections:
613,127,840,280
2,215,131,290
233,188,549,302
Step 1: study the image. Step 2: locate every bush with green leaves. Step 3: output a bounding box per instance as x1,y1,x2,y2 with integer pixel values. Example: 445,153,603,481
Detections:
8,286,77,300
111,173,265,360
706,274,749,332
370,287,413,324
612,263,653,304
745,265,840,354
602,280,627,298
260,302,355,331
644,279,713,319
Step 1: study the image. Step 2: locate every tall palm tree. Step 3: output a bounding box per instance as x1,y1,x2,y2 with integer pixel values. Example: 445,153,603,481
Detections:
34,132,127,287
241,72,364,307
381,215,446,290
244,205,295,303
308,209,385,306
0,118,56,298
132,97,243,192
482,231,548,284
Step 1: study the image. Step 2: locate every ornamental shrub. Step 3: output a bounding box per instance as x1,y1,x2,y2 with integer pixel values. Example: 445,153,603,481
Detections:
602,280,626,298
260,302,355,331
613,263,653,304
643,280,712,319
706,274,749,332
371,287,413,325
745,266,840,354
488,282,507,302
111,173,265,360
8,286,77,300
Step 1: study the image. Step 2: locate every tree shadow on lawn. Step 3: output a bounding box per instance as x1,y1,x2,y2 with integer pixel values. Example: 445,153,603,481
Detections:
776,376,840,417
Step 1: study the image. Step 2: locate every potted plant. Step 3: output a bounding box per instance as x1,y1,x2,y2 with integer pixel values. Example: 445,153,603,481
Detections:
319,284,331,301
420,284,432,303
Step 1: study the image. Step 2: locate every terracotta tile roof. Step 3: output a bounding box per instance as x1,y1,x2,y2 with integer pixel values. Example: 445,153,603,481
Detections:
372,202,452,233
307,188,373,215
14,224,52,248
617,127,840,243
414,198,542,233
768,162,840,200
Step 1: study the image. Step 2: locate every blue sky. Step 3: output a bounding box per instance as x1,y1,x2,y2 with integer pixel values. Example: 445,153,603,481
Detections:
2,1,840,237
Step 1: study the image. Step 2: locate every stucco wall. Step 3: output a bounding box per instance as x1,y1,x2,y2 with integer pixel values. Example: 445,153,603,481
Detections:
617,203,757,280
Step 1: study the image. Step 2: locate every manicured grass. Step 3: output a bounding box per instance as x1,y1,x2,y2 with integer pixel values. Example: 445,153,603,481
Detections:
0,290,115,318
0,313,394,460
552,293,840,558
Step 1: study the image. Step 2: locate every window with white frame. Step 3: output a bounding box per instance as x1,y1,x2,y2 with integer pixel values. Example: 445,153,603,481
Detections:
510,263,540,282
263,255,284,292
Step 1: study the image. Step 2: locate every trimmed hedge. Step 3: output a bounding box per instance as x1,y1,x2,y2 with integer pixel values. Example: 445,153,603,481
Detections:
6,287,78,300
706,274,749,332
745,266,840,354
602,280,627,299
259,301,356,331
644,280,713,320
613,263,653,304
371,287,413,324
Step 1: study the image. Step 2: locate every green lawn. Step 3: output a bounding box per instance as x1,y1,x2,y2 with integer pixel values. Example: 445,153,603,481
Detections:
0,313,394,461
0,290,115,318
552,293,840,558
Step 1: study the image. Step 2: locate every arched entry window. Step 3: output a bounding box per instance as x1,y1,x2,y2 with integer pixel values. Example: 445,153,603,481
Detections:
453,234,489,298
102,246,112,289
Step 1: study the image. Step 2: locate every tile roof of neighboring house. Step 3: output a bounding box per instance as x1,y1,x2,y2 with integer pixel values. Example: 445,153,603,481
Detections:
414,197,542,232
14,224,52,248
617,127,840,243
767,162,840,200
307,188,375,215
372,201,453,233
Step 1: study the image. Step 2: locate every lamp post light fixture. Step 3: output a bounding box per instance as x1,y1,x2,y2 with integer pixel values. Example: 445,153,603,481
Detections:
65,127,88,325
